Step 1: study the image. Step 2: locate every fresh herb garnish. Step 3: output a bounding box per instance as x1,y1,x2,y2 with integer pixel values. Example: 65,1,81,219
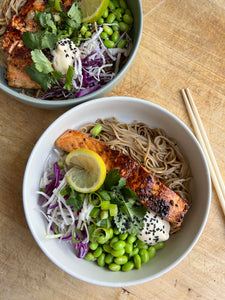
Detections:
22,1,82,91
60,184,85,212
91,169,147,236
63,65,74,91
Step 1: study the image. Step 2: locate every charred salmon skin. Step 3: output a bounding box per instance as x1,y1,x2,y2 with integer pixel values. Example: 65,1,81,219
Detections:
55,130,190,228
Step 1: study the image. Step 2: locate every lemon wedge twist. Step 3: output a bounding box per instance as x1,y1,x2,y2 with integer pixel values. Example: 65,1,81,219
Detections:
65,148,106,193
80,0,110,23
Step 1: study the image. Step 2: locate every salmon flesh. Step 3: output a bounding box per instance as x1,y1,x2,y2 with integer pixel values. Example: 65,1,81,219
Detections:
55,130,190,228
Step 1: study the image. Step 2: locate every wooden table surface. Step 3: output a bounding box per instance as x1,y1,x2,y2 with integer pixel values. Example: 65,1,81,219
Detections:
1,0,225,299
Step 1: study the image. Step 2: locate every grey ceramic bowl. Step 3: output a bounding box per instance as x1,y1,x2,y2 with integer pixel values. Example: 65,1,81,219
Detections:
0,0,142,109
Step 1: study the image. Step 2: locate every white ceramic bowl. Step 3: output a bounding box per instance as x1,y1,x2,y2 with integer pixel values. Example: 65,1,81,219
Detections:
23,97,211,286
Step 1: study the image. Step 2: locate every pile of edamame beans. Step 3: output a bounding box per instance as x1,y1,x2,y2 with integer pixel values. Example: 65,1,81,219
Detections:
85,226,165,272
97,0,134,48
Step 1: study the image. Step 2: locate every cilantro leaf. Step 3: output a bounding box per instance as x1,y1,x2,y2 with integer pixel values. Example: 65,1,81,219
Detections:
22,30,57,50
67,2,82,22
61,185,85,212
104,169,126,190
22,30,42,49
31,49,53,74
40,32,58,50
25,64,52,91
63,65,74,90
34,10,57,34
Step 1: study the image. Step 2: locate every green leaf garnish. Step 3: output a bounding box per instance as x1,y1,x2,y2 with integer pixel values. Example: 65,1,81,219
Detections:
60,185,85,212
31,49,53,74
24,64,52,91
63,65,74,91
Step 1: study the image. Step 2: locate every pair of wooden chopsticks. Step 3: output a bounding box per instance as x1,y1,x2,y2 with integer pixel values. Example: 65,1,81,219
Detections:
181,88,225,215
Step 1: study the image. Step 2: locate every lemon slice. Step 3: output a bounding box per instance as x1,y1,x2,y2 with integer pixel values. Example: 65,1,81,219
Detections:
65,148,106,193
80,0,110,23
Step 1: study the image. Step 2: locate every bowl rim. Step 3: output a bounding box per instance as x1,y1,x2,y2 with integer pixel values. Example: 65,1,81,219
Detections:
23,96,211,286
0,0,143,109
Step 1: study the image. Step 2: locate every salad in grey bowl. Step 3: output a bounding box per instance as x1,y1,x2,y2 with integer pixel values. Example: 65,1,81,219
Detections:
0,0,142,109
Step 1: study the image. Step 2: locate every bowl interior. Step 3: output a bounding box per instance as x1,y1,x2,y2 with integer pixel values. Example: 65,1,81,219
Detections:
23,97,211,287
0,0,143,109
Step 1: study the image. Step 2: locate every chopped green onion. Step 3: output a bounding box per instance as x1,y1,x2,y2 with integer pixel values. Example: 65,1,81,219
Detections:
100,210,109,220
109,203,118,216
92,227,111,244
90,124,102,137
90,207,100,218
101,200,110,210
89,192,102,207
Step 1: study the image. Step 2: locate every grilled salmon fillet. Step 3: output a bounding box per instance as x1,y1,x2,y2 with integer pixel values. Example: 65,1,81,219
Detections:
2,0,78,89
55,130,190,228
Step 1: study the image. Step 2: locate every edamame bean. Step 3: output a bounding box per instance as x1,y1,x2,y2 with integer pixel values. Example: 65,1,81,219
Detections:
112,240,126,250
110,236,119,247
89,242,99,251
84,252,95,261
102,9,109,18
139,248,150,264
134,254,142,269
103,243,112,253
117,39,127,48
116,7,125,14
103,25,113,35
105,253,114,264
115,9,122,22
148,246,156,259
119,232,128,240
125,243,133,254
119,0,127,9
110,248,125,257
93,246,103,258
127,234,137,244
109,0,115,10
112,0,120,8
125,8,132,16
100,32,108,40
106,13,116,24
130,247,139,256
119,21,129,32
123,14,133,25
85,31,91,38
108,263,121,271
122,261,134,272
97,253,106,267
113,227,120,235
104,39,115,48
114,255,128,265
136,239,148,250
154,241,165,250
97,17,104,25
112,23,119,31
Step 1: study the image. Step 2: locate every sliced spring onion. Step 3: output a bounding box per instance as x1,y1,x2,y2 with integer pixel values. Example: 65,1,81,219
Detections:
90,124,102,137
109,203,118,216
89,192,102,207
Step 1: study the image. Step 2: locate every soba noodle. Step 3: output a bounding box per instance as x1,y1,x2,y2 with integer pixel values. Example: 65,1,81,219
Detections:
79,118,191,206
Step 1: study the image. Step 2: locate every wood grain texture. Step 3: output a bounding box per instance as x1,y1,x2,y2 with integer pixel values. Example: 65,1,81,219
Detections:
0,1,225,299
